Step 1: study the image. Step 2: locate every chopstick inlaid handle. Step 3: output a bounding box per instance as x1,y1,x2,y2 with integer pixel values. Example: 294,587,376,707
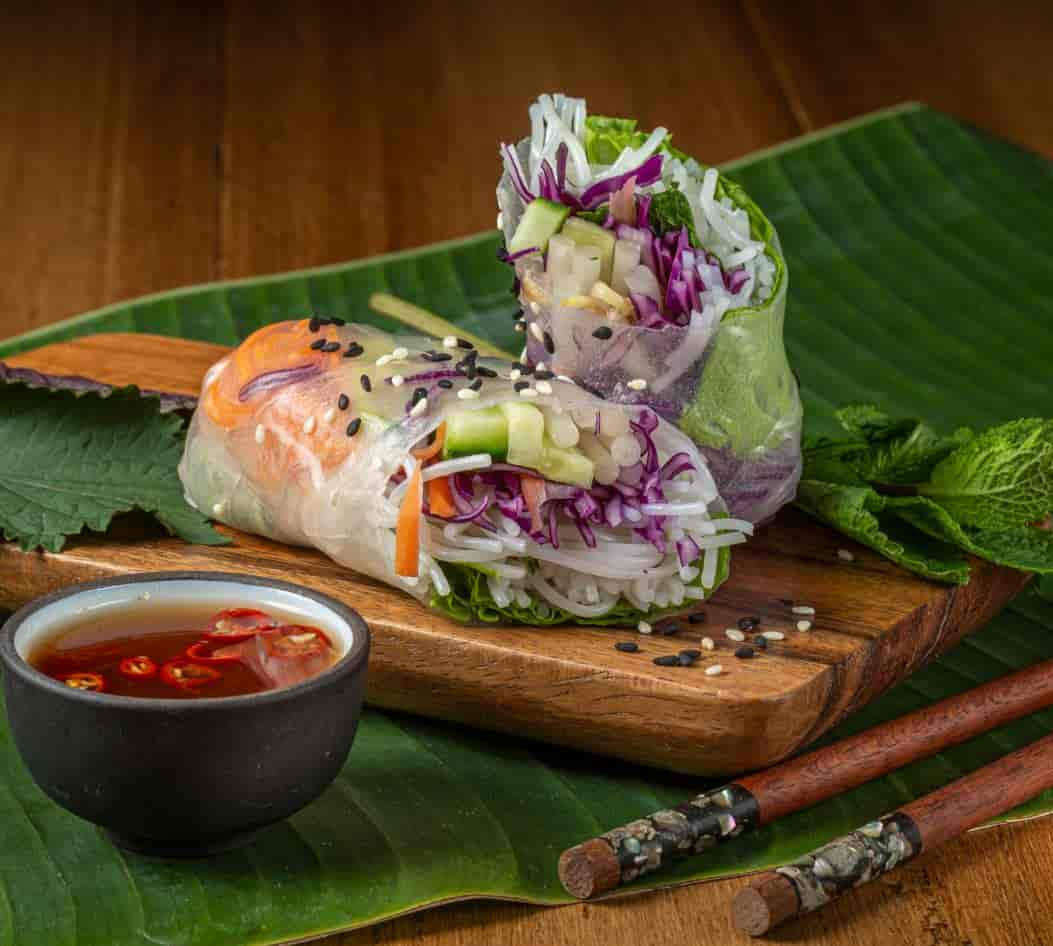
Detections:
558,784,760,898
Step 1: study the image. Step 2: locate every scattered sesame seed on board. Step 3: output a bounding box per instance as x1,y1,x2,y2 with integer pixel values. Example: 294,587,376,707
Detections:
700,637,715,650
615,641,639,653
653,655,680,667
725,628,746,642
797,620,813,632
791,605,815,616
762,630,785,641
705,664,724,677
302,416,316,434
637,621,652,635
838,548,856,562
254,424,265,444
735,646,755,659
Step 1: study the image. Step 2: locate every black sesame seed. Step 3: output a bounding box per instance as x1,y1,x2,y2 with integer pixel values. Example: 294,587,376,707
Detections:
309,338,326,350
653,655,680,667
542,331,555,354
456,337,473,349
592,325,613,340
469,378,483,391
513,380,530,392
518,362,534,375
615,641,639,653
749,615,762,626
534,369,555,381
678,652,697,666
308,317,321,333
337,393,350,411
437,379,454,389
477,366,497,378
737,617,757,631
331,317,346,326
346,417,362,438
422,350,452,362
343,342,364,358
412,387,428,405
753,635,768,649
679,649,701,659
687,611,707,624
321,341,342,353
360,374,372,392
734,645,755,659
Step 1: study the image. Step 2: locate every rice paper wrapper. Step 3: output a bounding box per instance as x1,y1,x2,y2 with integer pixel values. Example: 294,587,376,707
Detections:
518,253,802,524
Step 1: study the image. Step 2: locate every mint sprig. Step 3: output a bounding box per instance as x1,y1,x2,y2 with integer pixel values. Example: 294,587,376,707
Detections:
0,379,228,553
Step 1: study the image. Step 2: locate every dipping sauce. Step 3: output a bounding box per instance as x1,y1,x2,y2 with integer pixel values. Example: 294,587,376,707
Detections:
30,604,339,699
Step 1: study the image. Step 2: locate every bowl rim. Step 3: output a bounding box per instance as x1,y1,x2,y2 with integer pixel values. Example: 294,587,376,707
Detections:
0,570,370,712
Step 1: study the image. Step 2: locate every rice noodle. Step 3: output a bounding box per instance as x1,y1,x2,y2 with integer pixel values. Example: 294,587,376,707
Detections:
423,455,492,480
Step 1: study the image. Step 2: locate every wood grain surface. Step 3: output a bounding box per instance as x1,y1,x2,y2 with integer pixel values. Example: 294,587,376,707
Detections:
2,1,1050,943
6,332,1028,776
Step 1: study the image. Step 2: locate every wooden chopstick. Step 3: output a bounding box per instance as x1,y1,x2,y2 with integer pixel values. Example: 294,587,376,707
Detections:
733,730,1053,935
558,657,1053,899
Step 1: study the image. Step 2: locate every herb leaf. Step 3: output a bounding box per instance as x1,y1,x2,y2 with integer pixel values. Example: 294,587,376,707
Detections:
795,481,971,584
648,187,700,247
0,381,228,552
919,418,1053,528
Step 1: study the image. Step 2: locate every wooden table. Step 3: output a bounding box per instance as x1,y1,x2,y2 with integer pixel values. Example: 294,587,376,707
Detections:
3,2,1051,943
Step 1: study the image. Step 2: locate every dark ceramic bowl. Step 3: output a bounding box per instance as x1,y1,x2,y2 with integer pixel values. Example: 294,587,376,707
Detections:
0,571,369,858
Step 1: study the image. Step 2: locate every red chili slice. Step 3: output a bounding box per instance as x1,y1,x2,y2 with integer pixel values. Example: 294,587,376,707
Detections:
119,656,157,679
62,672,105,692
160,659,222,690
206,608,278,642
185,640,243,664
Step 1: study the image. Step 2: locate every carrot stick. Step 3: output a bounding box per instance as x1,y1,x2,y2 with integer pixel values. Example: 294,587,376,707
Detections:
427,477,458,519
395,466,424,578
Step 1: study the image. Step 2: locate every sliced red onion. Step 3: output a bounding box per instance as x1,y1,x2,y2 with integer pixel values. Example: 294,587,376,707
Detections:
660,452,695,481
555,142,568,191
427,494,491,524
501,143,535,204
676,535,702,567
636,193,652,228
238,363,322,402
574,517,597,548
580,153,663,210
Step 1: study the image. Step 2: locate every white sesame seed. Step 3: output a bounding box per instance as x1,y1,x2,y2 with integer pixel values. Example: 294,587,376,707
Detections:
705,664,724,677
509,369,521,382
457,388,480,400
303,416,316,434
700,636,715,650
557,374,575,384
725,628,745,642
323,407,336,424
211,502,225,516
627,378,648,391
536,362,547,372
530,322,545,343
376,354,393,367
791,605,816,616
762,630,785,641
391,375,405,387
519,387,539,399
535,380,553,395
796,620,813,632
392,346,409,361
443,335,458,349
637,621,652,635
254,424,265,444
838,548,855,562
409,397,428,417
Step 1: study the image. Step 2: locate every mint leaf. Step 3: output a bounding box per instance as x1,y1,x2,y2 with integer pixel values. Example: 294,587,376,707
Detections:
0,382,228,552
795,481,971,584
648,187,700,246
919,418,1053,529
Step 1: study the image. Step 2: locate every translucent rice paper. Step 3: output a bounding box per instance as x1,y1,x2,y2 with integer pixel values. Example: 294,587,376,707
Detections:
500,154,802,524
178,321,727,612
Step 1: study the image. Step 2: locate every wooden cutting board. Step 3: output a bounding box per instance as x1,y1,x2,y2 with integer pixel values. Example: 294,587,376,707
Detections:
0,333,1029,775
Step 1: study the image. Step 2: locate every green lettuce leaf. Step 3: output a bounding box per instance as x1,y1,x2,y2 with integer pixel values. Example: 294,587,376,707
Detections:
583,116,647,165
0,382,228,552
919,418,1053,529
431,550,730,626
795,481,971,584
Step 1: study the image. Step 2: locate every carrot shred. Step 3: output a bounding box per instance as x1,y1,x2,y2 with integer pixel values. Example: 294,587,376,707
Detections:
411,423,446,463
521,475,547,533
395,465,424,578
427,476,458,519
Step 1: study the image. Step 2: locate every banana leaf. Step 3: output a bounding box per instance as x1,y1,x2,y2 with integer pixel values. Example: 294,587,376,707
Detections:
1,102,1052,945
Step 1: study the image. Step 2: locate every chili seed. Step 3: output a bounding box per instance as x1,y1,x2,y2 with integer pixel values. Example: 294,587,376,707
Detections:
615,641,639,653
592,325,613,340
310,338,326,350
360,374,372,392
653,655,680,667
735,646,755,659
346,418,362,438
343,342,364,358
338,393,350,411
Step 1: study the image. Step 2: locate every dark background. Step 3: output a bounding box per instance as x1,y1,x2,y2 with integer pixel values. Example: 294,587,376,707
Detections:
2,2,1052,944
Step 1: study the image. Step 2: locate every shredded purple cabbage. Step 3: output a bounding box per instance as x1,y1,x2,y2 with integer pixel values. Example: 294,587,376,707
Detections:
239,363,322,402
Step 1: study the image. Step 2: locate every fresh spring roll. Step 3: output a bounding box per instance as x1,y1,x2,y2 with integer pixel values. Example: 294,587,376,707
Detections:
497,93,803,524
178,319,752,625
